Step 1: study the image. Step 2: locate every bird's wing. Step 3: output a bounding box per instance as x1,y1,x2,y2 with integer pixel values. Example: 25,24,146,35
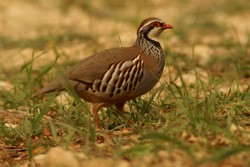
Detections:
67,47,141,83
30,47,142,98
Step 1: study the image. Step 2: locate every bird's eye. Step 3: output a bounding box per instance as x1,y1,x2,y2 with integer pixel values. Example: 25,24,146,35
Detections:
151,22,160,27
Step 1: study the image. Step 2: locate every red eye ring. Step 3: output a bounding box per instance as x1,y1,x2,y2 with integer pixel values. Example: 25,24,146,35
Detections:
151,22,160,27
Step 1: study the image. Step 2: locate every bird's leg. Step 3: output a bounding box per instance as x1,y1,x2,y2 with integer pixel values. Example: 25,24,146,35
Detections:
115,102,125,118
115,102,132,124
92,103,105,129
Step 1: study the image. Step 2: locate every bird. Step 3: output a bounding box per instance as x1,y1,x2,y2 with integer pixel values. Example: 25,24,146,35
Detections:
31,17,173,128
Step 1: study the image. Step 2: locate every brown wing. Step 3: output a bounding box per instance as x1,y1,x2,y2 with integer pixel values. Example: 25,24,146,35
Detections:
67,47,141,83
31,47,141,98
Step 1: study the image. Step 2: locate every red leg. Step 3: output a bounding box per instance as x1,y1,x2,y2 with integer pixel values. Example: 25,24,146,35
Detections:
92,103,105,129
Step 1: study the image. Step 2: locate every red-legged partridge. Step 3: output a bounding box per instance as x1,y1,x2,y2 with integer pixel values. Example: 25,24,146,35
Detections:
32,17,173,128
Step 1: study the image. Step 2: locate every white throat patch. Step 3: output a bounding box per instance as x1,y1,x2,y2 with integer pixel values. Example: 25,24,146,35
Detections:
147,27,163,42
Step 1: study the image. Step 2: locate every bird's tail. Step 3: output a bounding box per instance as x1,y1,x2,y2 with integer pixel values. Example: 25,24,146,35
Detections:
30,77,63,98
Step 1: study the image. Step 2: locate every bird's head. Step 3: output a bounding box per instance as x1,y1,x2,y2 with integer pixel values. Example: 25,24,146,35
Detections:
137,17,173,42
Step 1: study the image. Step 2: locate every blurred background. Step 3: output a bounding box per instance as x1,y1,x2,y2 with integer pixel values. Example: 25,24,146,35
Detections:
0,0,249,83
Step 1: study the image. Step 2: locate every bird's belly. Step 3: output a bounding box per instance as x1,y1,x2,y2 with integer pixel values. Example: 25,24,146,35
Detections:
76,90,136,104
75,73,160,104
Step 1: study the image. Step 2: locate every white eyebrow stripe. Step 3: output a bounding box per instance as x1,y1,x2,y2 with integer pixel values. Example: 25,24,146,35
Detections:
138,19,163,34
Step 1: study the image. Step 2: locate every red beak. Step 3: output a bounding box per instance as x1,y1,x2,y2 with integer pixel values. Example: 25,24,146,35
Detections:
162,23,173,29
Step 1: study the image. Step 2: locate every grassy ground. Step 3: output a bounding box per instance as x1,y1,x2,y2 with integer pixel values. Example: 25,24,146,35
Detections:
0,0,249,166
